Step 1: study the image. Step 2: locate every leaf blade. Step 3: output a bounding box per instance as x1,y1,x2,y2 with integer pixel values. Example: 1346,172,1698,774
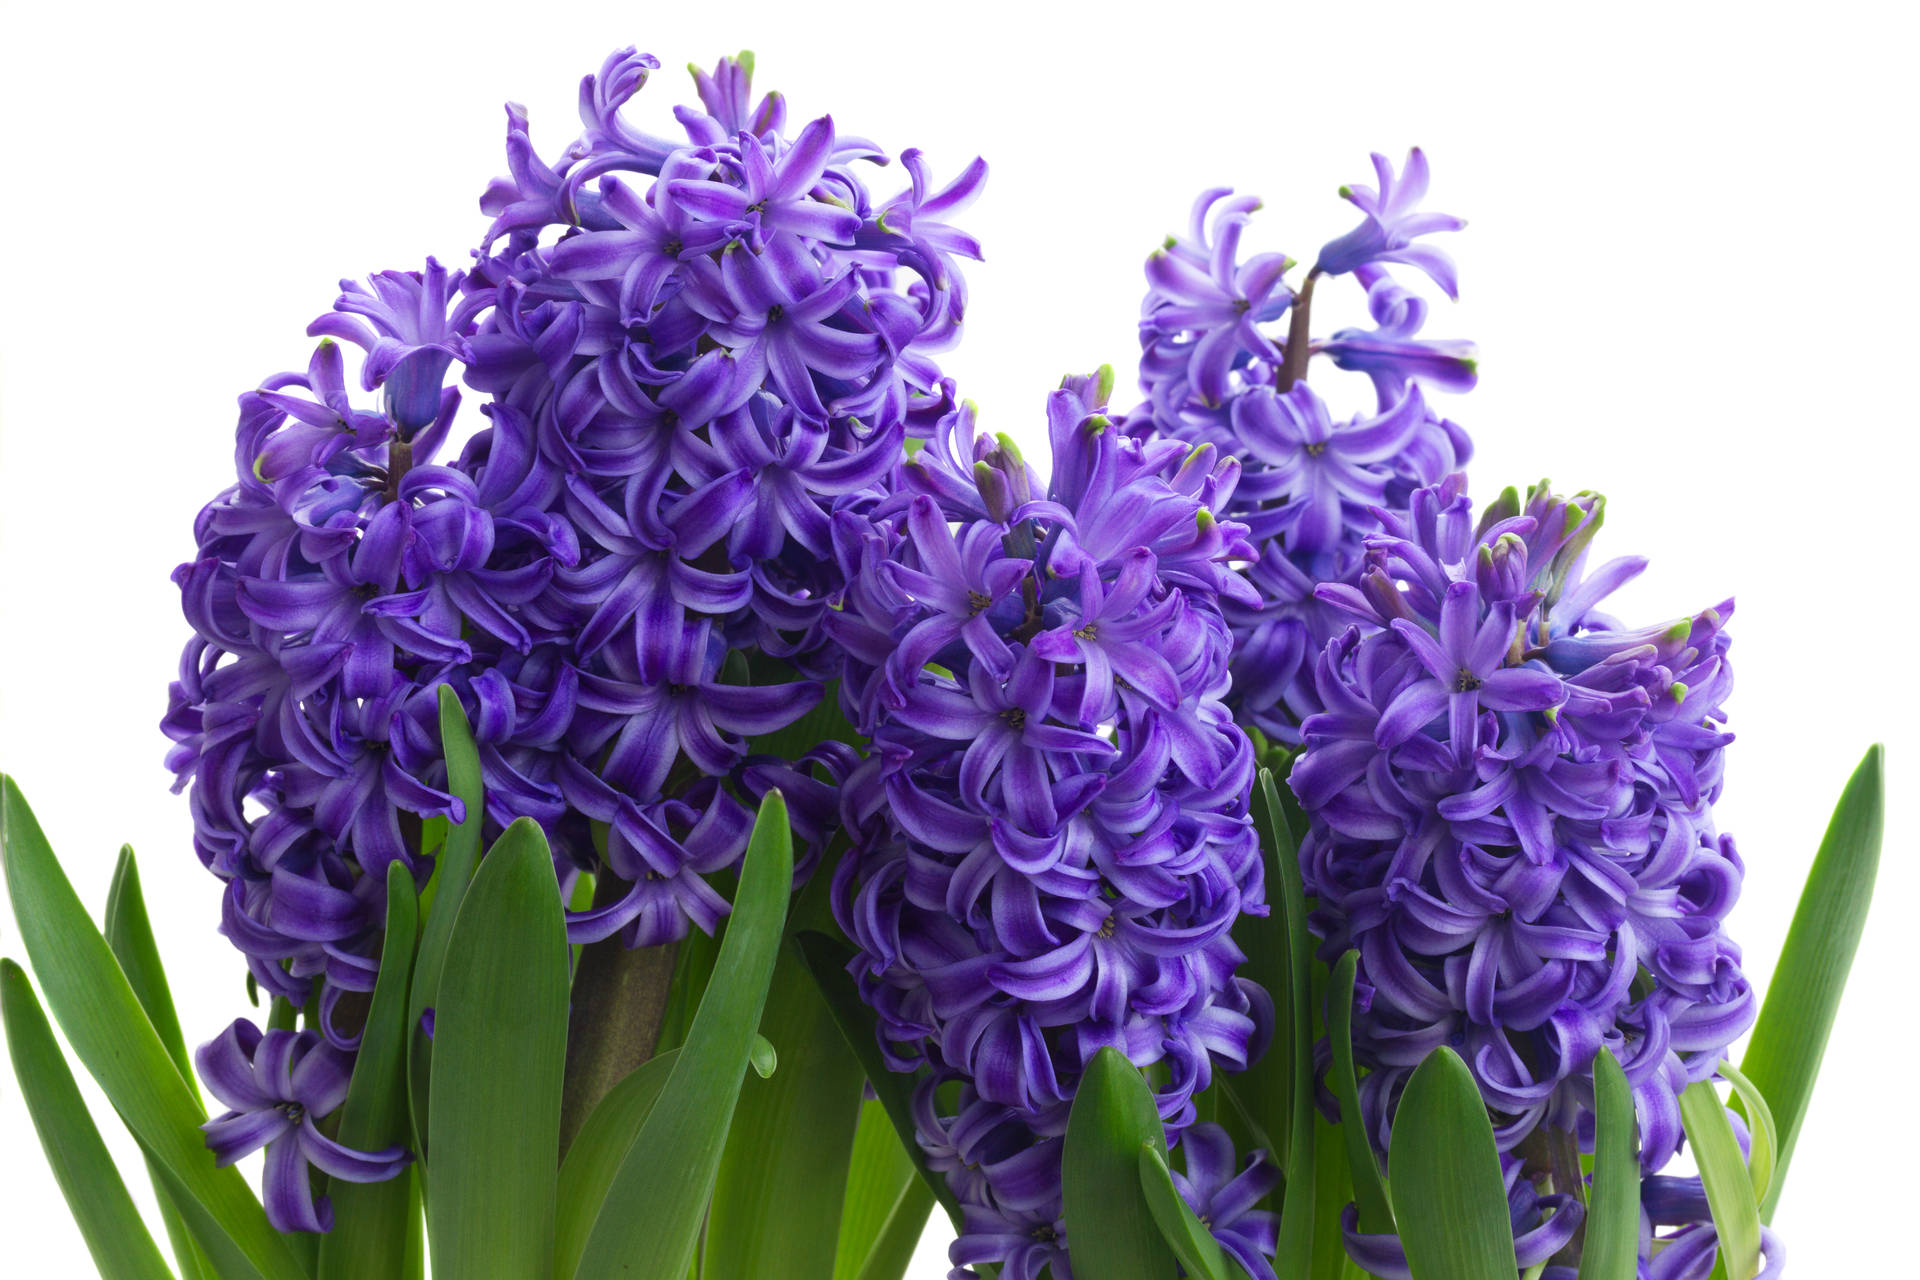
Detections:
2,958,175,1280
0,776,309,1280
1388,1047,1513,1280
552,1048,681,1280
573,791,796,1280
1737,743,1881,1221
427,817,570,1280
1578,1048,1638,1280
318,861,422,1280
1329,950,1393,1234
1678,1079,1762,1280
1138,1143,1233,1280
1062,1046,1179,1280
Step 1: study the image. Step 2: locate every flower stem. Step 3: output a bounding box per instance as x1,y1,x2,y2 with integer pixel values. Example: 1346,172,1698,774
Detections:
1277,270,1320,392
559,891,678,1155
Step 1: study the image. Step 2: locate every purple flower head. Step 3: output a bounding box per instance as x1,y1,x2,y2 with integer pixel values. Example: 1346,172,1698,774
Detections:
165,50,986,1225
1291,477,1751,1261
1314,147,1466,298
831,375,1272,1275
196,1019,409,1233
1124,160,1475,745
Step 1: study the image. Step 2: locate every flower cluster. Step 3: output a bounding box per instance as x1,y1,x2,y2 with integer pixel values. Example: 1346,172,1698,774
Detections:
829,375,1274,1277
161,48,982,1217
1124,150,1477,744
1290,476,1755,1268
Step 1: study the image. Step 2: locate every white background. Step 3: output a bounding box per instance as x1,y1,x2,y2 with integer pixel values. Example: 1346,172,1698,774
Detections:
2,1,1913,1274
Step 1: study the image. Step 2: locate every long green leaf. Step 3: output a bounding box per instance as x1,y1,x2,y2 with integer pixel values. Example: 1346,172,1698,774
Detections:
1716,1061,1775,1206
1062,1046,1179,1280
1138,1143,1232,1280
706,940,866,1279
553,1049,681,1279
1388,1047,1512,1280
1738,743,1881,1221
318,861,423,1280
1256,769,1317,1272
1329,950,1392,1234
573,791,795,1280
103,846,215,1280
1578,1048,1637,1280
1678,1080,1762,1280
407,684,487,1163
835,1100,922,1280
2,959,175,1279
428,818,570,1280
1307,1108,1369,1280
796,928,963,1229
0,776,309,1280
850,1180,935,1280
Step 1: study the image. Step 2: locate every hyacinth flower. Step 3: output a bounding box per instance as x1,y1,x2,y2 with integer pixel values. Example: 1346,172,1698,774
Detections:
196,1020,410,1233
1291,476,1765,1273
829,373,1278,1276
1124,148,1475,745
161,45,984,1060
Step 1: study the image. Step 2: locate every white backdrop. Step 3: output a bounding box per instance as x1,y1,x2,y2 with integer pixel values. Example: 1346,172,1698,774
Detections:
1,1,1912,1274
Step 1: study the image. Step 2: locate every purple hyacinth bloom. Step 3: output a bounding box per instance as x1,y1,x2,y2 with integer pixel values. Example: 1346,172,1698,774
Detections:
165,49,989,1201
197,1020,409,1233
1292,477,1752,1266
831,375,1271,1278
1314,147,1466,298
1123,164,1475,744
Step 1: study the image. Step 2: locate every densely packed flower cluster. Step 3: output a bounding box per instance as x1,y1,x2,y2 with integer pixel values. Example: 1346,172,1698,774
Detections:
1123,150,1477,745
830,374,1275,1277
160,48,982,1228
1291,476,1760,1274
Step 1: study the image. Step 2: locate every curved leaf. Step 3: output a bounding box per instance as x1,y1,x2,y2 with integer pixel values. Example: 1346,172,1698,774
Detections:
1737,743,1881,1221
1578,1048,1637,1280
1678,1080,1761,1280
428,817,570,1280
407,684,487,1162
1389,1047,1512,1280
0,776,308,1280
1138,1142,1232,1280
706,938,865,1280
1062,1046,1179,1280
573,791,795,1280
1716,1061,1775,1206
1329,950,1393,1233
318,861,422,1280
553,1049,681,1279
796,928,963,1229
2,959,174,1279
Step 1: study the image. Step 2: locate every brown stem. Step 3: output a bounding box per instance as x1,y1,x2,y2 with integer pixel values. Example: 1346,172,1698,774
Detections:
558,878,678,1156
384,437,413,504
1276,269,1321,392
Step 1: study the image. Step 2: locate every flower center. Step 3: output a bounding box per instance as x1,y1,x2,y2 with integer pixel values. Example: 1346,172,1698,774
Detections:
1075,622,1098,640
1002,708,1026,730
1031,1225,1057,1243
1454,669,1482,692
279,1101,305,1124
968,589,992,615
1097,914,1117,939
1304,441,1326,457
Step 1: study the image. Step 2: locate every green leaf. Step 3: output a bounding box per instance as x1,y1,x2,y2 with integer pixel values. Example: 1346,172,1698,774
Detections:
835,1100,932,1280
407,684,487,1163
573,791,795,1280
1329,950,1393,1234
102,846,216,1280
1578,1048,1638,1280
104,846,195,1093
427,818,570,1280
1678,1079,1762,1280
1717,1060,1775,1206
2,958,175,1279
1062,1046,1179,1280
705,936,866,1280
318,861,423,1280
1138,1143,1233,1280
1738,743,1881,1221
1307,1109,1369,1280
0,776,310,1280
747,1031,779,1078
796,928,963,1229
1253,769,1318,1273
553,1049,681,1280
1388,1047,1513,1280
